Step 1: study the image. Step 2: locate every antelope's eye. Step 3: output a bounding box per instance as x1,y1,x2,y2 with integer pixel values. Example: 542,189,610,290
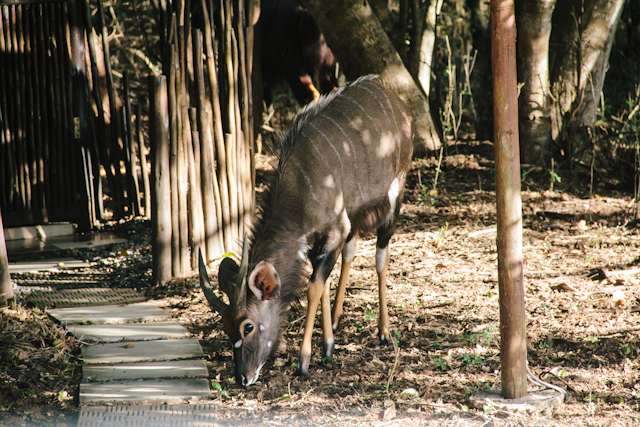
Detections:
244,322,254,335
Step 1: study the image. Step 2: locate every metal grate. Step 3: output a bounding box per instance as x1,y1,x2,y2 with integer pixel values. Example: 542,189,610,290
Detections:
12,271,112,289
27,288,147,309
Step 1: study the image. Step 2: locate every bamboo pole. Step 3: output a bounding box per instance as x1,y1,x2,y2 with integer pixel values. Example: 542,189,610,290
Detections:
13,6,28,210
201,0,231,253
136,104,151,219
192,28,223,260
168,37,181,276
60,4,77,208
83,0,116,220
22,5,38,211
28,6,45,213
187,109,206,268
44,3,61,208
177,26,190,273
0,206,13,306
97,0,125,219
0,9,12,209
223,0,238,249
149,75,172,286
69,0,95,229
124,71,142,217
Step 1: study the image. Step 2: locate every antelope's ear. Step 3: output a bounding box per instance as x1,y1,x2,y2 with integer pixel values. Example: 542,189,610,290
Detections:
218,257,240,301
248,261,281,301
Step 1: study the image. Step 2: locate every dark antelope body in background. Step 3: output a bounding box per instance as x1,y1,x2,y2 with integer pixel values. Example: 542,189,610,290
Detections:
199,75,414,386
260,0,337,105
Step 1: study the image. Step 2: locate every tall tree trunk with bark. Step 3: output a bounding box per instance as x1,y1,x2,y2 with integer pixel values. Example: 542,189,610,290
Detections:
302,0,442,156
467,0,494,141
517,0,625,167
549,0,626,162
517,0,556,165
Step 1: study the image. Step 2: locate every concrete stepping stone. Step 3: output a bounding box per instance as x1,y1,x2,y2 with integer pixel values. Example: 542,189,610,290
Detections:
9,258,91,273
81,338,204,364
83,359,208,382
69,321,189,343
77,403,220,426
48,302,170,325
79,378,211,405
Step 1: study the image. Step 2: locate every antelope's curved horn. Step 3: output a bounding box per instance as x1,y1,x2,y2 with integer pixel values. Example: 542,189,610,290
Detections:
233,235,250,314
198,249,229,315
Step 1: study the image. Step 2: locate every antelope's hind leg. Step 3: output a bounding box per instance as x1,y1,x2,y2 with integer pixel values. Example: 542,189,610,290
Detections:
376,207,402,345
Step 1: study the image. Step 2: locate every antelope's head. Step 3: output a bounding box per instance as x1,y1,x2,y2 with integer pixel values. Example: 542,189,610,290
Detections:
198,241,282,387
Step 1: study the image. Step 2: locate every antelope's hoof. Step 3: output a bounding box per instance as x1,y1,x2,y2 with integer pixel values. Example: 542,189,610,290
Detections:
331,317,341,333
296,355,311,376
323,339,335,361
379,332,391,346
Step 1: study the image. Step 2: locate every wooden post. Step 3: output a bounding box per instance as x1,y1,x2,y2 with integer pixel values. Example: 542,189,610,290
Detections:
193,29,223,260
149,75,172,287
491,0,527,399
68,0,94,231
187,109,206,269
97,0,125,219
201,0,231,253
136,104,151,219
0,208,13,306
123,71,142,217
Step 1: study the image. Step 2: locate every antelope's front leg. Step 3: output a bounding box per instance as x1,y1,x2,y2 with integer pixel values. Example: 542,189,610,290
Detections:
297,277,327,376
297,227,346,375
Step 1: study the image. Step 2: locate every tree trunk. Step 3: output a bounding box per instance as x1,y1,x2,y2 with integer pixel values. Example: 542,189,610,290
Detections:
517,0,556,165
302,0,442,156
550,0,626,145
467,0,493,141
418,0,443,98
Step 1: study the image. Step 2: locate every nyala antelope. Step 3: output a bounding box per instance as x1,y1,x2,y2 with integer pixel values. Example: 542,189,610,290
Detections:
199,75,413,386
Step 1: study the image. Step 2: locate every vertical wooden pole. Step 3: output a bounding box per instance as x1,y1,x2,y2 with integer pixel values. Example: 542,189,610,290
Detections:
193,28,223,260
68,0,94,231
123,71,142,217
149,75,172,286
0,207,13,306
136,104,151,219
201,0,231,253
97,0,125,219
491,0,527,399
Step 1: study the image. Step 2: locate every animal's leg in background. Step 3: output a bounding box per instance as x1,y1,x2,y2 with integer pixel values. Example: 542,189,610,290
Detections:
331,237,355,332
288,74,319,104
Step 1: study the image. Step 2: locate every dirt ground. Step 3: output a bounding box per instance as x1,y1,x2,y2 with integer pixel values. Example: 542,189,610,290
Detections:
3,136,640,426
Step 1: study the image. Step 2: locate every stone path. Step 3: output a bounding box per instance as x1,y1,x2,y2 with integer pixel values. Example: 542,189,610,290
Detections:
42,295,212,408
7,224,221,425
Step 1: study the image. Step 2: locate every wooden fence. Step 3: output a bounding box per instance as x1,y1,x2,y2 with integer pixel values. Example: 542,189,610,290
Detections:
149,0,256,284
0,0,150,231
